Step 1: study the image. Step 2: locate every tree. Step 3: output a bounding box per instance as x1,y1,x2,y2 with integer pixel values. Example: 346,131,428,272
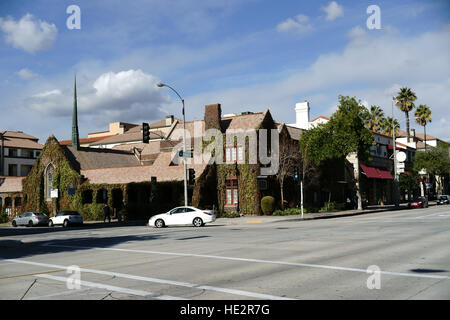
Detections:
276,125,301,209
395,87,417,142
363,105,385,132
299,96,374,209
380,116,400,137
413,147,450,195
414,104,432,150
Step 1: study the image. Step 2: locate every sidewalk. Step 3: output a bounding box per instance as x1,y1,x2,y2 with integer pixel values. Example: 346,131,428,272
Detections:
211,203,414,226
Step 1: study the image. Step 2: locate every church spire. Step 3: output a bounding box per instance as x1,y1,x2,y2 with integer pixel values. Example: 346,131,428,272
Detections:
72,74,80,150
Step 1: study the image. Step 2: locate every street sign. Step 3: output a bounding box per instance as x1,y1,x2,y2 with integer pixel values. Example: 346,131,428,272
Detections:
397,162,405,169
397,168,405,173
51,189,59,198
396,151,407,162
178,150,193,158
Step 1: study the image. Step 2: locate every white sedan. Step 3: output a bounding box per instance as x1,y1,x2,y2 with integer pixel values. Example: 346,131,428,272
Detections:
148,206,216,228
49,211,83,227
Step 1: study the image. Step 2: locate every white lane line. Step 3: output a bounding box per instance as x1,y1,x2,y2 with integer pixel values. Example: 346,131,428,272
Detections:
413,211,450,219
4,259,295,300
35,274,185,300
24,289,90,300
37,243,450,281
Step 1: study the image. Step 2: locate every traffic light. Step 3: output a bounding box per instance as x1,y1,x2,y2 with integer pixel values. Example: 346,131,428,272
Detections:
142,122,150,143
293,164,301,183
188,168,196,185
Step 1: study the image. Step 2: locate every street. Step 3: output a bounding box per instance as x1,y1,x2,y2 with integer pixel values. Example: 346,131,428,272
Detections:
0,205,449,300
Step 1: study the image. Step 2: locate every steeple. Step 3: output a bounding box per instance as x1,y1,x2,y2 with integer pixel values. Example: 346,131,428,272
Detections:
72,74,80,150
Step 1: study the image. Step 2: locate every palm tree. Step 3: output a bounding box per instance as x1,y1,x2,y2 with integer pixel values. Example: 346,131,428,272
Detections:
363,105,385,132
414,104,432,150
380,116,400,137
395,87,417,142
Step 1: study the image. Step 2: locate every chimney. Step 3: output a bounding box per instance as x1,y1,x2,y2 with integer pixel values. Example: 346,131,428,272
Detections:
295,101,310,130
204,104,222,131
165,115,174,126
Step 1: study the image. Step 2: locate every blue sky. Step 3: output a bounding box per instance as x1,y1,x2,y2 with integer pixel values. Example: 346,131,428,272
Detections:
0,0,449,142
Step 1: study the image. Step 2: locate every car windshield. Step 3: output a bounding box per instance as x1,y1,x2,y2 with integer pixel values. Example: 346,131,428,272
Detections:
439,196,448,200
59,211,79,216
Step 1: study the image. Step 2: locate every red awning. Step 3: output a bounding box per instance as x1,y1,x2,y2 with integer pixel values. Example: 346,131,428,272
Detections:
360,164,393,180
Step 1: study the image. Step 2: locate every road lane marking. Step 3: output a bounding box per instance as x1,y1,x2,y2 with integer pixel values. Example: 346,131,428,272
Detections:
24,289,91,300
413,211,450,219
35,274,185,300
3,258,295,300
35,243,450,281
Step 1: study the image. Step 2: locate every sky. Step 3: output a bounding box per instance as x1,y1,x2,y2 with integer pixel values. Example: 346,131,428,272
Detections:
0,0,449,143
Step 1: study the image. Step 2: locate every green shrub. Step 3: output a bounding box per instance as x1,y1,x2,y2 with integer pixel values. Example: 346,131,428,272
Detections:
80,203,104,221
320,202,345,212
215,210,240,218
261,196,276,215
272,208,306,216
0,207,8,223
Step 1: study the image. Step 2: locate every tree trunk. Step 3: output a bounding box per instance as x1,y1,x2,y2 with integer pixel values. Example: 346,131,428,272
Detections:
280,180,285,210
405,111,410,143
424,125,427,150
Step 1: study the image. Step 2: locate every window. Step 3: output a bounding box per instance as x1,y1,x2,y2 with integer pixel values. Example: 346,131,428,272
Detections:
225,179,239,205
225,146,244,163
45,164,55,199
8,164,18,176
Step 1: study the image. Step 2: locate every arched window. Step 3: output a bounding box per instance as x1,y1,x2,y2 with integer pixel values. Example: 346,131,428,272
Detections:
45,163,55,200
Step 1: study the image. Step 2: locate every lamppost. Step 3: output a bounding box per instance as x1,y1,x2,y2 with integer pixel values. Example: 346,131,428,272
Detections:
392,97,400,208
156,82,188,207
0,131,4,176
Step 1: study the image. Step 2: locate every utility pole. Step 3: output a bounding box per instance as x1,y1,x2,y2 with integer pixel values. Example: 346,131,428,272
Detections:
0,131,4,176
392,97,399,208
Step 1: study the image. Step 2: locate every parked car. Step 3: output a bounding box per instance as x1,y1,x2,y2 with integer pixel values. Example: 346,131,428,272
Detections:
49,211,83,227
148,206,216,228
12,212,49,227
437,195,449,205
408,196,429,208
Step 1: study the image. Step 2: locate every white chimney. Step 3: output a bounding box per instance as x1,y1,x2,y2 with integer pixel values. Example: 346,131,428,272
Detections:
295,101,310,130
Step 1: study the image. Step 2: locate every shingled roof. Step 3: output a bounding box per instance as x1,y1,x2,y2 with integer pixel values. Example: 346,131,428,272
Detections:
61,145,141,171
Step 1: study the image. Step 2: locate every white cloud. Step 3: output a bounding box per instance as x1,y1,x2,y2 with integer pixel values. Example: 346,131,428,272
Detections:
347,26,366,39
26,69,169,125
322,1,344,21
16,68,38,80
181,26,450,140
0,13,57,53
277,14,313,34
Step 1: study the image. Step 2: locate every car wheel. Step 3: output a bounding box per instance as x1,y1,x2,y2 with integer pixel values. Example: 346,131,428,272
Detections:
28,220,33,227
48,221,54,227
63,220,69,228
193,217,203,227
155,219,165,228
12,221,17,227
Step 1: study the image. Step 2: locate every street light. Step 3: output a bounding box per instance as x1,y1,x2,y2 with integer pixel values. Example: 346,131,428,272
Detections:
157,82,188,207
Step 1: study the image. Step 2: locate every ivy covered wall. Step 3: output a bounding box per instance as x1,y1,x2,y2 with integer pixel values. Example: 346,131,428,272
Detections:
22,135,83,215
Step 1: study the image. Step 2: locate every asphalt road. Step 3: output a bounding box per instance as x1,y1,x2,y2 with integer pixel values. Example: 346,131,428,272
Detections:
0,205,449,300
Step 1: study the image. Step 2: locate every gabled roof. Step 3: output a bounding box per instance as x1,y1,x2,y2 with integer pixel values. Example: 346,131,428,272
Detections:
0,135,43,149
310,116,330,122
59,135,115,146
1,131,39,141
416,133,437,141
61,145,141,171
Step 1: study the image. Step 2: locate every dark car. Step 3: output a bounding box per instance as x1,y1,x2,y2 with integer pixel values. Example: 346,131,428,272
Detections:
408,196,429,208
12,212,49,227
437,195,449,205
